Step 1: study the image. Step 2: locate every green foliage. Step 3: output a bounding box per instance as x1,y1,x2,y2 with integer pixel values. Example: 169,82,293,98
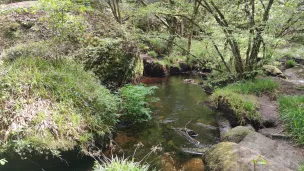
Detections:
39,0,89,41
143,35,168,55
119,85,158,123
93,157,149,171
286,60,297,68
299,165,304,171
78,38,141,89
252,155,268,171
211,88,260,124
0,57,119,156
279,96,304,144
225,78,279,96
147,50,158,58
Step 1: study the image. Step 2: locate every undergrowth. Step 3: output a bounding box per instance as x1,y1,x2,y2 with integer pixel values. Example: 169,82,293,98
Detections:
279,96,304,145
0,57,119,157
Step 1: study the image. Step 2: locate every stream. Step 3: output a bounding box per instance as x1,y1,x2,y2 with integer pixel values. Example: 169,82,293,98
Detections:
1,75,219,171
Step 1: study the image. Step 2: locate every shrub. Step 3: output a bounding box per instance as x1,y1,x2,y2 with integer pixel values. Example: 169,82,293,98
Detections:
93,156,149,171
286,59,297,68
211,88,260,124
119,85,158,123
225,78,279,96
0,57,119,156
279,96,304,144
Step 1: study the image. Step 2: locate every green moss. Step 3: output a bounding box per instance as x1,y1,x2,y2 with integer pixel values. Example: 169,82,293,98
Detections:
205,142,239,171
222,126,253,143
79,38,141,89
0,57,119,156
211,88,260,124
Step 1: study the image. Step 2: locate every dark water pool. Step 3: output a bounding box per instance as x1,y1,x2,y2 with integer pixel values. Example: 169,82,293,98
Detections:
1,76,219,171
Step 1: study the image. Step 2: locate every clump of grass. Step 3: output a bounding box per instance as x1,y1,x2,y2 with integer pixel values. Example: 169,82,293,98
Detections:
286,59,297,68
93,156,149,171
0,57,119,156
211,88,260,124
225,78,279,96
147,50,158,58
279,96,304,145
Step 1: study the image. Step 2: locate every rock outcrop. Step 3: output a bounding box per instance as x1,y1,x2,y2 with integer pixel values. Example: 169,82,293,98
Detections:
205,131,304,171
222,126,254,143
205,142,292,171
263,65,286,78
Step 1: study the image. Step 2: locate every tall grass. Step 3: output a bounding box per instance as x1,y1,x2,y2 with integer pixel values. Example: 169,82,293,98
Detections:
279,96,304,144
0,57,119,155
225,78,279,95
93,156,149,171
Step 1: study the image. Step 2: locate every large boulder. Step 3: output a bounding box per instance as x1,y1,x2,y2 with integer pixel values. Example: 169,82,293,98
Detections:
239,132,304,170
142,55,168,77
262,65,286,78
204,142,292,171
79,38,143,89
222,126,254,143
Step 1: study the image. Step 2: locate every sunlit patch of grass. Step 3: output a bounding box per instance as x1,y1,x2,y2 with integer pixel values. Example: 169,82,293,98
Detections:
225,78,279,96
0,57,119,156
211,88,260,124
279,96,304,145
93,156,150,171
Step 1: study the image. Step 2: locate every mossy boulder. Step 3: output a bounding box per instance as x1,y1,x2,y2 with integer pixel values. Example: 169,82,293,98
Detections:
222,126,254,143
263,65,286,78
79,38,142,89
204,142,292,171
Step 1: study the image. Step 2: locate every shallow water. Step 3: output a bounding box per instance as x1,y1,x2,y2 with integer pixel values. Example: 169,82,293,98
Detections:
1,76,219,170
113,75,219,169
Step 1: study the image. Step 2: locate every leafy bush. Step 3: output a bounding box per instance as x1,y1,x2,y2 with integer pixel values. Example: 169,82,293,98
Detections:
93,156,149,171
0,57,119,156
279,96,304,144
119,85,158,123
225,78,279,96
211,88,260,124
286,59,297,68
